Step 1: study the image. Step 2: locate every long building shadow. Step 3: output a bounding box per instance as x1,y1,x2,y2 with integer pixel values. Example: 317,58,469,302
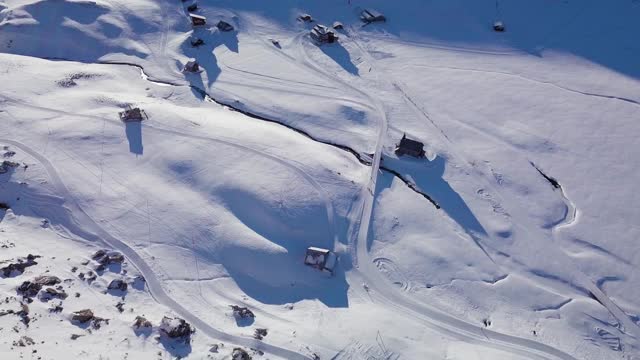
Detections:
125,121,143,155
319,41,359,76
379,155,495,262
385,155,487,237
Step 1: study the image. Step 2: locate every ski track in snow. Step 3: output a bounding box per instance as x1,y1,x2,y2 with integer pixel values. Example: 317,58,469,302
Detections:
0,138,314,360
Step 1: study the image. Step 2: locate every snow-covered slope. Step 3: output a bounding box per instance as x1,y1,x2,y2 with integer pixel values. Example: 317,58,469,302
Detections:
1,0,639,359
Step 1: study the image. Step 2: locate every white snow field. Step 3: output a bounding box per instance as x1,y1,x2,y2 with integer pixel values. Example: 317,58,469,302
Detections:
1,0,639,359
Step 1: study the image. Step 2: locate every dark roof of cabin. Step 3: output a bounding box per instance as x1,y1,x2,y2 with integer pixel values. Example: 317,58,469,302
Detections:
398,135,423,151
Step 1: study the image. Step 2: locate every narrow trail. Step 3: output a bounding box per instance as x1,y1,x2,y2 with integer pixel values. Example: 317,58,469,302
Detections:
0,138,313,360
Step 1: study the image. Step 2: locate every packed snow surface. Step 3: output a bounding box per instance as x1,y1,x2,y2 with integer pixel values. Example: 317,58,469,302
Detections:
1,0,639,359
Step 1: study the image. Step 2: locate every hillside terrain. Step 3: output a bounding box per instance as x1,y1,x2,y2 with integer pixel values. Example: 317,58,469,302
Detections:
1,1,639,359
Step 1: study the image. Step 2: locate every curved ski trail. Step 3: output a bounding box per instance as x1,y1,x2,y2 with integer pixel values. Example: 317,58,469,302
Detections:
1,138,312,360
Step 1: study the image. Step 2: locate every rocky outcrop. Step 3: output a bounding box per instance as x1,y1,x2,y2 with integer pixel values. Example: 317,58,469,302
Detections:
230,305,255,319
33,275,61,286
17,281,42,298
254,328,268,340
159,316,194,343
40,287,68,301
1,254,40,277
133,315,152,329
107,279,127,292
71,309,95,323
232,348,252,360
0,160,20,174
71,308,108,328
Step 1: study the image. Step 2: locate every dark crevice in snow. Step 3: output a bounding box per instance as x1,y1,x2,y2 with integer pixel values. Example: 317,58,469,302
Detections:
89,61,372,167
187,86,371,166
380,166,440,209
530,162,561,189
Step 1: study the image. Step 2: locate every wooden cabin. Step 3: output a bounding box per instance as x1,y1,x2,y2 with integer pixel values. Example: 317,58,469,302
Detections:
395,134,425,158
216,20,234,32
360,9,386,23
183,59,200,72
310,24,336,44
298,14,313,22
119,106,146,122
189,13,206,26
304,247,337,273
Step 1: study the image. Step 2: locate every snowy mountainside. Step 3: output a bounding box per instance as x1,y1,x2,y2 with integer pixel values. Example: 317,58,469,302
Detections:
1,0,640,359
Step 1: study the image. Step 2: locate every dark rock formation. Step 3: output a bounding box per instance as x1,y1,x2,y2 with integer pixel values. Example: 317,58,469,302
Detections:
232,348,252,360
17,281,42,298
1,254,40,277
33,275,61,286
71,309,95,323
107,279,128,292
159,316,194,342
230,305,255,319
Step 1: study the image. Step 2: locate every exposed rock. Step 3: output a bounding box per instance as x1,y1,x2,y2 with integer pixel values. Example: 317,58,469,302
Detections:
230,305,255,319
40,287,68,301
17,281,42,298
159,316,194,342
91,249,107,260
232,347,252,360
253,328,268,340
97,251,124,265
49,304,63,313
92,317,109,329
86,271,97,283
1,254,40,277
13,336,35,347
133,315,152,329
115,302,125,313
71,309,95,323
107,279,128,292
70,334,83,340
71,308,109,329
33,275,61,286
0,160,20,174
